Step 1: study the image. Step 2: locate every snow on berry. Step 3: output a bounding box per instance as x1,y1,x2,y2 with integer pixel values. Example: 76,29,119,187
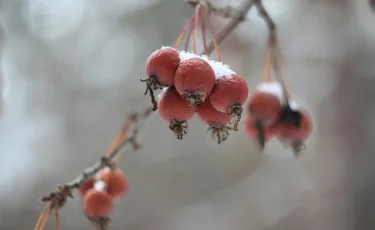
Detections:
158,86,196,140
142,47,180,110
83,188,114,218
174,57,216,106
97,167,129,200
247,82,284,126
209,74,249,131
178,50,236,79
197,99,232,144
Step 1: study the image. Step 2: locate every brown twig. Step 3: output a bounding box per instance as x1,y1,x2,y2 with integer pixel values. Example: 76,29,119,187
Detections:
205,0,256,54
186,0,248,21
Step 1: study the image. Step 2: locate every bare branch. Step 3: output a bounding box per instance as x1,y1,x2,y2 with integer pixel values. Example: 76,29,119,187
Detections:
205,0,256,54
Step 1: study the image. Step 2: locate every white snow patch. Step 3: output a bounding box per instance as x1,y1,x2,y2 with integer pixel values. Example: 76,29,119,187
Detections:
288,100,300,111
178,50,235,79
256,82,285,104
94,180,106,192
157,87,169,100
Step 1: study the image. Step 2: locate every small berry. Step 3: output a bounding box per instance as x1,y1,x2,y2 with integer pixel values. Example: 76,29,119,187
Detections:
174,57,216,106
97,168,129,200
209,74,249,131
142,47,180,110
248,82,283,126
197,100,232,144
145,47,180,86
78,177,96,198
158,87,195,139
274,108,312,156
83,186,113,218
245,115,275,149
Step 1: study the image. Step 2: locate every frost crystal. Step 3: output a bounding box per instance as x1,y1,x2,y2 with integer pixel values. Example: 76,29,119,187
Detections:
178,50,235,80
94,180,106,192
256,82,286,104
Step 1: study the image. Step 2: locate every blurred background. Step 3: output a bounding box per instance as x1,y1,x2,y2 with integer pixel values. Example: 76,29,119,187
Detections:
0,0,374,229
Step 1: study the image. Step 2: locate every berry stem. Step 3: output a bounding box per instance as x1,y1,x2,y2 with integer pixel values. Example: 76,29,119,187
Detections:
261,37,272,82
254,120,266,150
55,209,59,230
271,37,291,99
184,22,193,51
205,14,222,61
174,13,195,49
193,4,201,54
34,204,52,230
201,14,209,56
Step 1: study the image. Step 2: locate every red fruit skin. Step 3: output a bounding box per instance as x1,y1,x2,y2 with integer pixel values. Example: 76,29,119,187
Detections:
158,87,196,122
197,99,230,125
97,168,129,200
247,91,282,126
209,74,249,113
78,177,96,197
83,189,114,218
145,47,180,86
274,110,312,143
245,116,275,141
174,58,216,98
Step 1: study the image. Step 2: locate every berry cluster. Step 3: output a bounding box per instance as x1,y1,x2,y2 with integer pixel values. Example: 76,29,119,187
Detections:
244,36,313,156
145,47,248,142
79,167,128,218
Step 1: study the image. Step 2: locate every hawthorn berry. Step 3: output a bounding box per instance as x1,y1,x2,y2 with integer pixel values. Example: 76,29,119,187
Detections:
209,74,249,131
78,177,96,198
196,99,231,144
245,115,275,149
142,47,180,110
248,82,283,126
83,181,114,218
274,103,312,156
97,167,129,200
174,57,216,106
158,86,195,140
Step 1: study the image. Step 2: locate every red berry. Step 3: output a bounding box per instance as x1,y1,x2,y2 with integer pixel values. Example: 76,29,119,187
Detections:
145,47,180,86
197,100,230,125
209,74,249,131
158,87,195,139
248,91,282,126
83,189,114,218
197,99,232,144
245,116,275,142
174,57,216,106
78,177,96,198
97,168,129,200
274,109,312,143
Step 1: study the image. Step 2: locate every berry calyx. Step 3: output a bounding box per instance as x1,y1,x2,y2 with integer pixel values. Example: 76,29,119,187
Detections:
142,47,180,111
245,116,275,149
158,87,195,139
97,168,129,200
197,100,232,144
209,74,249,131
174,57,216,106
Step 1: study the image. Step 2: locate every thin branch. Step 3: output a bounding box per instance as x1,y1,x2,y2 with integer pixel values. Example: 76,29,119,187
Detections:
186,0,248,21
205,0,256,54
